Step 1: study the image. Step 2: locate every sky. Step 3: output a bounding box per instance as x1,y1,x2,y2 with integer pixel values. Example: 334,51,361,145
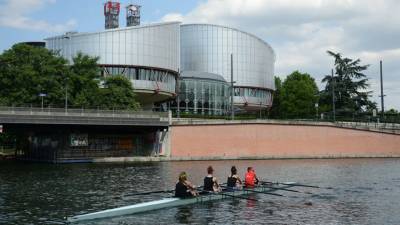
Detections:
0,0,399,110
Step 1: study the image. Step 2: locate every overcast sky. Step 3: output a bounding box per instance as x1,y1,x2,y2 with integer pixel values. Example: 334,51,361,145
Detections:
1,0,399,110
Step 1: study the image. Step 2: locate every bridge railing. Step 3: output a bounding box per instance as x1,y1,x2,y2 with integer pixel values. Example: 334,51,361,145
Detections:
0,106,168,119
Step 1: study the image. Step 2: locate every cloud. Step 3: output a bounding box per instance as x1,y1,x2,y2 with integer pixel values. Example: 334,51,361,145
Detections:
161,13,184,22
0,0,76,33
162,0,400,109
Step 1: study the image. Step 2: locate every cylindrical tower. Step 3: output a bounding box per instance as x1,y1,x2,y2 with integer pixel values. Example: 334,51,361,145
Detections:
126,4,141,27
180,24,275,111
104,1,120,29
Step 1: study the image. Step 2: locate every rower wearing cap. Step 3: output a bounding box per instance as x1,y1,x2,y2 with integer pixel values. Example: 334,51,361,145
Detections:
203,166,221,192
175,172,199,198
244,167,259,188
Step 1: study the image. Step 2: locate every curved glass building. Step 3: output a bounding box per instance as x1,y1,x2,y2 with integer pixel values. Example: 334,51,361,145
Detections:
180,24,275,111
45,21,275,113
45,22,180,106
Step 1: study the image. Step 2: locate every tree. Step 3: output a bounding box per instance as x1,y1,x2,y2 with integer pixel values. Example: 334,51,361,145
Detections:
99,75,140,110
280,71,319,119
320,51,376,117
68,52,101,108
270,77,282,118
0,43,68,106
0,44,140,110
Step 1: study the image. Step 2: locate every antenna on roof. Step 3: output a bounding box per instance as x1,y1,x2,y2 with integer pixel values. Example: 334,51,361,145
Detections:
126,4,141,27
104,1,120,29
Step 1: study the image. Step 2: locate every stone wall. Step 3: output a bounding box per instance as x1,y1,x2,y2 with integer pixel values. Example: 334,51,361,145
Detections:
170,123,400,159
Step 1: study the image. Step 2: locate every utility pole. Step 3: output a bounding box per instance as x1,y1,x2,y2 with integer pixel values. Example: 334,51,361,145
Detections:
65,81,68,113
177,68,180,118
331,69,336,122
231,54,234,120
380,60,385,119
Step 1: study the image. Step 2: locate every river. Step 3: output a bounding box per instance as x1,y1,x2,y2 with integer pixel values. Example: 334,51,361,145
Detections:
1,158,400,224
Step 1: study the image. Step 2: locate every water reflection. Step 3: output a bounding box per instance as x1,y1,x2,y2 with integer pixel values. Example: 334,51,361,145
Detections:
175,206,193,224
1,159,400,224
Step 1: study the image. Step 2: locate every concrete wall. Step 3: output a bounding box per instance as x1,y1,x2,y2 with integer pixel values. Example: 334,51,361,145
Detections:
170,124,400,159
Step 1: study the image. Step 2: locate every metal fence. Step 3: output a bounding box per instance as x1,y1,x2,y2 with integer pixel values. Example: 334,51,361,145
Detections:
0,106,168,119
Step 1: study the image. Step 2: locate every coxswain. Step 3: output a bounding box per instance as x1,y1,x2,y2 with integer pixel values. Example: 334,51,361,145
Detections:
244,167,259,188
227,166,242,190
175,172,199,198
203,166,221,192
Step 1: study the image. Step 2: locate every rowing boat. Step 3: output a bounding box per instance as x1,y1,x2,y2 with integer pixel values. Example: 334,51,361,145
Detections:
67,183,294,223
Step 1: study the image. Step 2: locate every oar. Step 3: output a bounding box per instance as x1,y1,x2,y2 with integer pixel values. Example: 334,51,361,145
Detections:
261,181,324,189
126,189,175,196
199,188,261,201
243,188,285,197
220,192,259,201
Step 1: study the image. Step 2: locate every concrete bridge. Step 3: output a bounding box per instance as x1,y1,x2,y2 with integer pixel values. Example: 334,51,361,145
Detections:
0,107,171,162
0,106,170,127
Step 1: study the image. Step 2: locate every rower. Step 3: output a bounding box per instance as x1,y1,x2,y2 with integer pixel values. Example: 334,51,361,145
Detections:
227,166,242,190
203,166,221,192
175,172,199,198
244,167,259,188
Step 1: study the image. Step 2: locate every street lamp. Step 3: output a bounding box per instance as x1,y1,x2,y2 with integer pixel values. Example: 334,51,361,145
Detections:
64,75,69,113
39,93,47,110
331,69,336,122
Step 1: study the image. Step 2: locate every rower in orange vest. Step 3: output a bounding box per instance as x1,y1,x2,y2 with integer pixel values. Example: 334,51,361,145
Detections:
244,167,259,188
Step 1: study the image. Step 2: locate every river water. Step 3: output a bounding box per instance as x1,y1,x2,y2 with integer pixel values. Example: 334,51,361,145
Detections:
1,158,400,225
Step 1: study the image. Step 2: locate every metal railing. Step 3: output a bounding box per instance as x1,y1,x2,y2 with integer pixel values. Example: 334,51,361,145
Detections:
171,118,400,134
0,106,168,119
132,80,175,93
335,120,400,132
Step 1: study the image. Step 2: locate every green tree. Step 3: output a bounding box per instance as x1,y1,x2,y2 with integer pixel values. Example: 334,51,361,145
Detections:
270,76,282,118
280,71,319,119
0,43,68,106
99,75,140,110
320,51,376,117
68,52,101,108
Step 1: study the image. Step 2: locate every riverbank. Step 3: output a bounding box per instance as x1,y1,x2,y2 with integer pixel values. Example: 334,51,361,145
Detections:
88,155,400,163
169,121,400,160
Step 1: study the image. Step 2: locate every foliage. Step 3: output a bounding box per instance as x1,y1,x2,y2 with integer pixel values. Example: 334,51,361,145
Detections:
68,53,101,108
99,75,140,110
280,71,319,119
269,76,282,118
0,43,68,106
320,51,377,117
0,44,140,110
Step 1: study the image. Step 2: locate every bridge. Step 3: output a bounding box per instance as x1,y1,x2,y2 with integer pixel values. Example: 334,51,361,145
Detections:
0,106,170,127
0,107,171,163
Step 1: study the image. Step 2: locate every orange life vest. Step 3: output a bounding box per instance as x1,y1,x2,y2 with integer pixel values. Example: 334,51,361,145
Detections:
245,171,256,187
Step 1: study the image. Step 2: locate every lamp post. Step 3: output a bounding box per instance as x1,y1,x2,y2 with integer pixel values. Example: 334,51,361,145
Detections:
331,69,336,122
379,60,385,119
230,54,235,120
39,93,47,110
65,80,68,113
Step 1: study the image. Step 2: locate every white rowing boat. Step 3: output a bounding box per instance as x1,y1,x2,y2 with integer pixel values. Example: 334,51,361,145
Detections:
67,183,295,223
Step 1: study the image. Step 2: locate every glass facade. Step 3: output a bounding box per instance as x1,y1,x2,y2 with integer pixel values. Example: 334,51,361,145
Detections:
172,75,230,115
100,66,176,93
180,24,275,109
45,22,275,110
45,22,180,103
45,22,180,72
